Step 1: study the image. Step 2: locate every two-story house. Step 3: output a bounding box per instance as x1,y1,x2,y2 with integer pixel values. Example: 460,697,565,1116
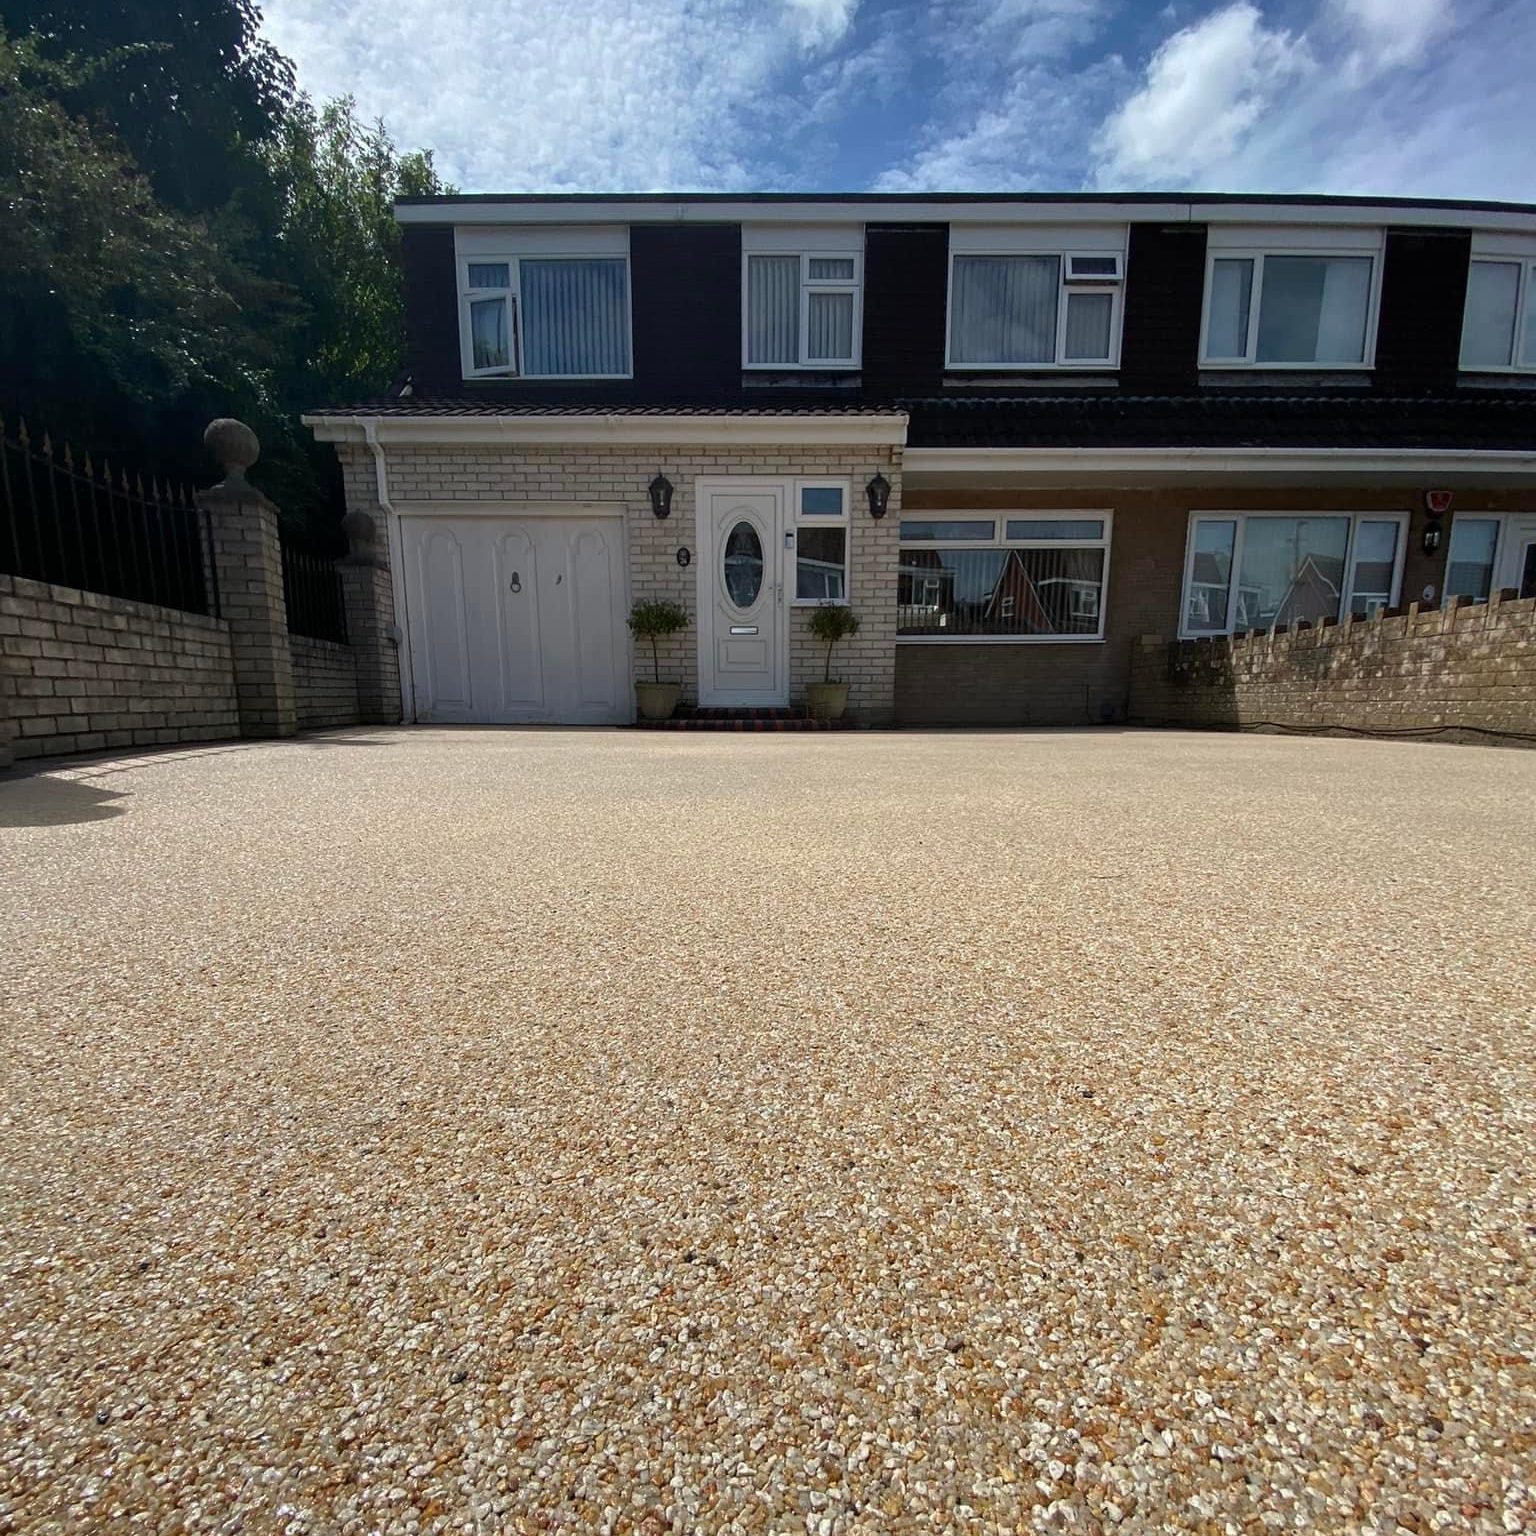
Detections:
304,192,1536,726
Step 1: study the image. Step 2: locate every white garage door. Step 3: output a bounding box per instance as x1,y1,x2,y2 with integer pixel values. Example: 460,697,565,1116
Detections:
401,512,629,724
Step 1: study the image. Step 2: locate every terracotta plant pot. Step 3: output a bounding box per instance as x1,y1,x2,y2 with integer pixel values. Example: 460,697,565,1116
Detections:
805,681,849,721
635,681,681,721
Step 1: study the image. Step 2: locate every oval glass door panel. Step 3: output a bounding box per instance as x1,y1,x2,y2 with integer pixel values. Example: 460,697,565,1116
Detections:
722,520,764,608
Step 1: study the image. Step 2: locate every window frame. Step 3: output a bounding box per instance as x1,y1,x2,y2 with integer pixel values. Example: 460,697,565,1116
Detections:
1178,510,1408,639
1459,257,1536,373
896,510,1113,645
456,253,634,382
944,250,1125,371
742,251,864,371
789,477,851,606
1198,243,1383,370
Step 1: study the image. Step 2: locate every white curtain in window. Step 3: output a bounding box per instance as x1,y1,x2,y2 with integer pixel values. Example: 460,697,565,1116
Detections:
950,256,1059,365
1063,291,1113,360
1461,260,1520,368
520,258,629,376
807,291,854,360
1256,256,1370,364
1207,259,1253,358
748,255,800,364
469,298,509,371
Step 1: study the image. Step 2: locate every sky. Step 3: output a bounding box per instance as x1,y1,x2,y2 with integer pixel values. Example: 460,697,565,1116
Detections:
259,0,1536,199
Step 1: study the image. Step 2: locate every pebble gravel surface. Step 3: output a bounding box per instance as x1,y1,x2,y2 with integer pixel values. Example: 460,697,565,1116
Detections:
2,727,1534,1536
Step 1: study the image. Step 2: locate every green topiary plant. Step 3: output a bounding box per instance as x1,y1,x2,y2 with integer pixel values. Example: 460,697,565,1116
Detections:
807,604,861,682
628,599,690,683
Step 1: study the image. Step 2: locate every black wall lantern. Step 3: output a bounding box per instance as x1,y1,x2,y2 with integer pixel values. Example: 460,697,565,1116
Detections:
865,471,891,519
648,472,674,520
1422,521,1443,556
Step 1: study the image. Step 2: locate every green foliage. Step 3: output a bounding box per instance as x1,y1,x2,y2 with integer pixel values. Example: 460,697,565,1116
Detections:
807,604,861,681
628,600,690,682
0,12,447,538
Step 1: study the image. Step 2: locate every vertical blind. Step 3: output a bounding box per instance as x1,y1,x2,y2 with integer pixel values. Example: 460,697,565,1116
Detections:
1207,259,1254,358
807,292,854,360
1461,261,1521,368
950,256,1059,365
1062,291,1113,361
520,258,630,376
748,255,800,364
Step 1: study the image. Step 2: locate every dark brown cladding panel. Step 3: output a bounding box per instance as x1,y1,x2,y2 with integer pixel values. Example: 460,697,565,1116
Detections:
400,225,462,395
1118,223,1207,393
629,224,741,400
862,224,950,398
1374,227,1472,392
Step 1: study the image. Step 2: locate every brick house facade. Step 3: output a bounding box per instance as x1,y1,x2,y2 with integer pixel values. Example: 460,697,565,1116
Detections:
305,192,1536,731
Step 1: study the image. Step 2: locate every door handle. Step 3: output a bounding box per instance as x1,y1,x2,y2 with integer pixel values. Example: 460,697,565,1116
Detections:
510,572,521,592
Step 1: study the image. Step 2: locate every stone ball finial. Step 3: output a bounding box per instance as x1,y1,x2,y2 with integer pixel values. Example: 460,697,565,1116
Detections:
341,507,378,562
204,418,260,476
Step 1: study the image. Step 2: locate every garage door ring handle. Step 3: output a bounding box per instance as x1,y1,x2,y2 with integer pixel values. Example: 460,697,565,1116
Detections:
509,572,521,592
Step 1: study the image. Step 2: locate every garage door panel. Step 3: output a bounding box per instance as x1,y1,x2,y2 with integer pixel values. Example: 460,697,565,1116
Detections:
492,527,546,714
402,512,628,725
566,525,625,714
413,525,475,721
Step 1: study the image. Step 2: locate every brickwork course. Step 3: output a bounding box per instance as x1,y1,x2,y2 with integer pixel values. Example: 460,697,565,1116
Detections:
1130,593,1536,741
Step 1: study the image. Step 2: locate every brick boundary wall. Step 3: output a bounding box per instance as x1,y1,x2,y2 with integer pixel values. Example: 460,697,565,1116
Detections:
290,635,361,732
1128,592,1536,743
338,441,902,724
0,574,240,764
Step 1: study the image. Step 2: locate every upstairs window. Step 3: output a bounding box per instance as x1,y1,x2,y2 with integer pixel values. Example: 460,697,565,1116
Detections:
1201,231,1381,368
458,248,631,380
1460,257,1536,371
744,238,863,369
946,244,1124,369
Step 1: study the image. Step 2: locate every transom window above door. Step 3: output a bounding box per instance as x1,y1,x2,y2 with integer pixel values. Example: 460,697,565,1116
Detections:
946,229,1126,369
456,227,632,380
1181,512,1407,637
1200,229,1382,368
743,226,863,369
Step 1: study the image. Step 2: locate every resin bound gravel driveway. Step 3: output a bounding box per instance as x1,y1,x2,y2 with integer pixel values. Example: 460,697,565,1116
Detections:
3,728,1535,1536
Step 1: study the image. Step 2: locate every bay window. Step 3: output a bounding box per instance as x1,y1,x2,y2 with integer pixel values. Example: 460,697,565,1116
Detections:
946,242,1124,369
458,242,632,380
744,231,863,368
792,481,849,602
897,515,1112,640
1460,257,1536,371
1201,232,1381,368
1181,512,1407,637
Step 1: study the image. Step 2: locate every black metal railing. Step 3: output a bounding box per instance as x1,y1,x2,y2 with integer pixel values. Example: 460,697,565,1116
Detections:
0,417,215,616
281,537,348,644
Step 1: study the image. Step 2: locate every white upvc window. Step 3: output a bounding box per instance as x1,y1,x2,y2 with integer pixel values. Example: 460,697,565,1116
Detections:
1200,228,1382,369
896,513,1112,643
791,479,850,603
1179,511,1408,638
455,227,632,380
1460,245,1536,372
945,228,1126,370
743,228,863,369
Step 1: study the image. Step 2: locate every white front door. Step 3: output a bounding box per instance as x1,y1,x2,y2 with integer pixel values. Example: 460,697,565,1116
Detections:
1498,515,1536,598
696,482,788,707
401,512,628,724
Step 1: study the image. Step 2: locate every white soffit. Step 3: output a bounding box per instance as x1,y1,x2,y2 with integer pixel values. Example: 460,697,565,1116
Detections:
302,412,910,446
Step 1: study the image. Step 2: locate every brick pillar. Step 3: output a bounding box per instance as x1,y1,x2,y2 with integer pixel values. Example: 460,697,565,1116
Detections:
195,420,296,739
340,508,401,724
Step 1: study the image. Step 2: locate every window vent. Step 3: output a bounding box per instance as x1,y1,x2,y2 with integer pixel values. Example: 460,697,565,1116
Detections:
1065,253,1122,284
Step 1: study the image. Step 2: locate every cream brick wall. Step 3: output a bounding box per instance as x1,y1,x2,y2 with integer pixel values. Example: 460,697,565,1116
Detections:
290,635,361,731
338,441,903,722
0,574,239,762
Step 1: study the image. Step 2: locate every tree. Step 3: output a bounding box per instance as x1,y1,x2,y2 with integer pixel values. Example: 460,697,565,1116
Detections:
0,12,448,534
0,26,290,468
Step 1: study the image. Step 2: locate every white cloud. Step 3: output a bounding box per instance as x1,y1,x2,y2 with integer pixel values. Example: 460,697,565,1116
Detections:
1094,4,1310,187
1334,0,1451,67
1088,0,1536,198
259,0,864,190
